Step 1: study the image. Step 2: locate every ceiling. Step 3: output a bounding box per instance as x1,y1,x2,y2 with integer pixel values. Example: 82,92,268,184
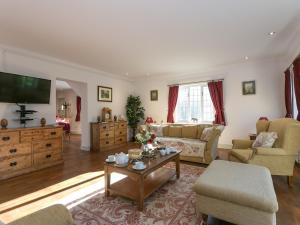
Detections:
0,0,299,78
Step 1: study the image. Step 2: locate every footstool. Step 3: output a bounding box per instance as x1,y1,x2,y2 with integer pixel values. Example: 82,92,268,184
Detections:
193,160,278,225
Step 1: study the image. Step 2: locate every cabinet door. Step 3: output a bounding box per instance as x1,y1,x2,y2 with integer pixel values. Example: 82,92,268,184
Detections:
43,128,63,139
34,150,62,166
100,130,115,139
33,138,62,153
115,136,127,145
100,138,115,148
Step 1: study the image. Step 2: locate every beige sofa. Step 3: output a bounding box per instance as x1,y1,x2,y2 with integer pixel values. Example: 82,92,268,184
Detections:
147,123,224,164
229,118,300,186
2,204,72,225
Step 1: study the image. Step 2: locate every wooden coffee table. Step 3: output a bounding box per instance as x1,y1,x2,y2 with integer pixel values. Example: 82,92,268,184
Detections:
104,150,181,211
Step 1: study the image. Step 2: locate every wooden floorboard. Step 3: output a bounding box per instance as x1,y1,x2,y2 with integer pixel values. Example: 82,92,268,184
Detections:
0,135,299,224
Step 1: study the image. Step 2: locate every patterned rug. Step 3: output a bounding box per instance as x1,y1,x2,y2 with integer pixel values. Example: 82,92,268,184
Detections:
70,163,205,225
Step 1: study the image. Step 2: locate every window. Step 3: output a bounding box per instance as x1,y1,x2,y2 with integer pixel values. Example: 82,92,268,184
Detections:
175,83,215,123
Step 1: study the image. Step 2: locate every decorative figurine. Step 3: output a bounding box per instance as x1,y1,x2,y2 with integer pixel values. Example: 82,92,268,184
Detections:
40,118,46,127
0,119,8,129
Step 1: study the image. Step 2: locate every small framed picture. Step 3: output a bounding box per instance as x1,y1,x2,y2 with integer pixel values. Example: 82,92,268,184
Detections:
242,81,256,95
150,90,158,101
98,86,112,102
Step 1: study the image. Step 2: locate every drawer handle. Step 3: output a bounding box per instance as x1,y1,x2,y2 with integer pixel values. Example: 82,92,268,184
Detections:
103,126,106,129
50,131,57,135
10,162,17,167
9,149,17,154
46,143,52,147
121,124,124,127
46,154,52,158
119,138,122,141
119,132,122,134
105,133,109,136
106,141,109,144
2,136,10,141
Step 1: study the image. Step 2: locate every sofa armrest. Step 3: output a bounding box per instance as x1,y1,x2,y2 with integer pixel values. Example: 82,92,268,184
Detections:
256,148,288,156
232,139,254,149
204,129,221,163
8,204,72,225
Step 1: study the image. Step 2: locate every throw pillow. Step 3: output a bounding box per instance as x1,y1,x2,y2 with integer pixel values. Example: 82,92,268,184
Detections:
252,132,278,148
149,124,164,137
200,127,215,141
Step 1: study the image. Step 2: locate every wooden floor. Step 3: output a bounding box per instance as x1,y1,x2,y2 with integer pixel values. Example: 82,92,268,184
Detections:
0,134,299,225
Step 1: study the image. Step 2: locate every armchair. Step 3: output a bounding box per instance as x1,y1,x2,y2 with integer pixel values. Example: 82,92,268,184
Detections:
229,118,300,187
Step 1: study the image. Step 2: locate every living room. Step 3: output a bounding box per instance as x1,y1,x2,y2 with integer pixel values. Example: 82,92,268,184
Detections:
0,1,299,225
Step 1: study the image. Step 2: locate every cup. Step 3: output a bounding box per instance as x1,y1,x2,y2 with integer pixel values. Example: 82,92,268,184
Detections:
166,148,171,155
160,149,166,156
135,161,144,169
108,155,115,162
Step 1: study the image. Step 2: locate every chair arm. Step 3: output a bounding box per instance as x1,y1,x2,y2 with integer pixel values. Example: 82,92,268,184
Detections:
232,139,254,149
8,204,73,225
256,148,288,156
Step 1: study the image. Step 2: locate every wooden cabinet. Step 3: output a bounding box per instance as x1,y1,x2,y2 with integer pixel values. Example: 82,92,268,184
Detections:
91,122,128,151
0,126,63,180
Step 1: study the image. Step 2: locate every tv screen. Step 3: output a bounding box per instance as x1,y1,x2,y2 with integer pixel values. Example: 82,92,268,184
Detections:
0,72,51,104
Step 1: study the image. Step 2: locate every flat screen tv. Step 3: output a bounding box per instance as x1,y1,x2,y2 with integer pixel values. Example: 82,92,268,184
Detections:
0,72,51,104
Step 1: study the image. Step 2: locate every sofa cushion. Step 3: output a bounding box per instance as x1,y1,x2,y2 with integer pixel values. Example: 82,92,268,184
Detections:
169,126,182,137
156,137,206,158
149,124,168,137
193,160,278,213
162,126,169,136
182,126,197,139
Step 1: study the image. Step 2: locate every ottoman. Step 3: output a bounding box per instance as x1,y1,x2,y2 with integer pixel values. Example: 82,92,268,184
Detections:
193,160,278,225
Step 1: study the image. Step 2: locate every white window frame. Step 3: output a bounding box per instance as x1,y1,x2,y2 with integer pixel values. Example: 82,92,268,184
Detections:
175,83,214,123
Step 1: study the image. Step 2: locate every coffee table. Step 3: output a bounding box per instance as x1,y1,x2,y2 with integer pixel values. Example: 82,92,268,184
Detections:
104,150,181,211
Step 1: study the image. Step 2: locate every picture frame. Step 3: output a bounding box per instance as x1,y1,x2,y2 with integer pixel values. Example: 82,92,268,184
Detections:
242,80,256,95
98,86,112,102
150,90,158,101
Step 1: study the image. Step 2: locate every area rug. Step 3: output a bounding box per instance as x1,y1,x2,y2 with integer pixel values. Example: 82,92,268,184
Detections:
70,163,205,225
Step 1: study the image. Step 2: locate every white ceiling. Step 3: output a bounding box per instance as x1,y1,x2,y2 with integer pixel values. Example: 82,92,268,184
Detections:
56,80,71,91
0,0,299,78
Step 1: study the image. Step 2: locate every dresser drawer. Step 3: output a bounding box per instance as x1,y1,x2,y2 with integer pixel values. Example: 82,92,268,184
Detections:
116,122,127,129
0,131,20,146
114,128,127,137
100,130,115,139
0,155,32,173
33,138,62,153
43,128,63,139
99,123,114,131
100,138,114,147
34,150,62,166
115,136,127,145
0,143,31,158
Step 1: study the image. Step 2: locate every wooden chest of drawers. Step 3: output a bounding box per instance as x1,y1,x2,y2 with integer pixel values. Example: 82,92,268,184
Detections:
91,121,128,151
0,126,63,180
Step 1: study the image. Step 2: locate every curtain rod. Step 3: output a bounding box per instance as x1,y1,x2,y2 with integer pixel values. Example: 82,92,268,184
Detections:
167,78,224,87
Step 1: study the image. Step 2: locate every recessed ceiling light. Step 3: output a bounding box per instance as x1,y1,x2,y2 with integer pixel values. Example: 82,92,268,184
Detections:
268,31,276,36
244,56,249,60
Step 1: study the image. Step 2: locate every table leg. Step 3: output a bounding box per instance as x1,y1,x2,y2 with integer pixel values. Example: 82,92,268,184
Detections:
175,155,180,179
104,166,111,197
138,176,144,211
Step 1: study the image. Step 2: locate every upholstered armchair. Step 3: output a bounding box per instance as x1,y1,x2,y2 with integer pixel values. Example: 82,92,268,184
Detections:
229,118,300,186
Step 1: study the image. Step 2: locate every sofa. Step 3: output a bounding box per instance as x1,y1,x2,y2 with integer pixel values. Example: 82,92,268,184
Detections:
1,204,72,225
146,123,224,164
229,118,300,186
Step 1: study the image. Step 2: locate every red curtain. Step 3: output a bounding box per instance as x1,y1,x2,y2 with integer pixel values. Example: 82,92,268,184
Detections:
75,96,81,122
208,81,226,125
293,58,300,121
284,69,292,118
167,86,179,123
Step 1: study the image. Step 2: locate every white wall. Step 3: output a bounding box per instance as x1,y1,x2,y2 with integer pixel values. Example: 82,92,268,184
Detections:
133,59,285,147
0,46,133,150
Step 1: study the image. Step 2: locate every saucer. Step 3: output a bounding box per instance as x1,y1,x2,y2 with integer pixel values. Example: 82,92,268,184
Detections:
132,165,146,170
115,163,128,167
105,159,115,163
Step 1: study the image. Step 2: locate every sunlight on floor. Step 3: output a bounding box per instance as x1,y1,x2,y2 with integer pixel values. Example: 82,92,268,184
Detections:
0,171,127,223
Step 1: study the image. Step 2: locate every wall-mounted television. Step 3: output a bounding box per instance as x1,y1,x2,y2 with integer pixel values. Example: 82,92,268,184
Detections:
0,72,51,104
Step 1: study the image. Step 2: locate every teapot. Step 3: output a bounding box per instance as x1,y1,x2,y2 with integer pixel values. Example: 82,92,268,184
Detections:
115,152,129,165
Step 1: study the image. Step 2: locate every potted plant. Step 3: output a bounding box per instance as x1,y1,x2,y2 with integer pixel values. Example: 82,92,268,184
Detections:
126,95,145,141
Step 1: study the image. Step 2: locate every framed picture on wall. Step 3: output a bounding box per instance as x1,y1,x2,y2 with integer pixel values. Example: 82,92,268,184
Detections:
242,80,256,95
150,90,158,101
98,86,112,102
